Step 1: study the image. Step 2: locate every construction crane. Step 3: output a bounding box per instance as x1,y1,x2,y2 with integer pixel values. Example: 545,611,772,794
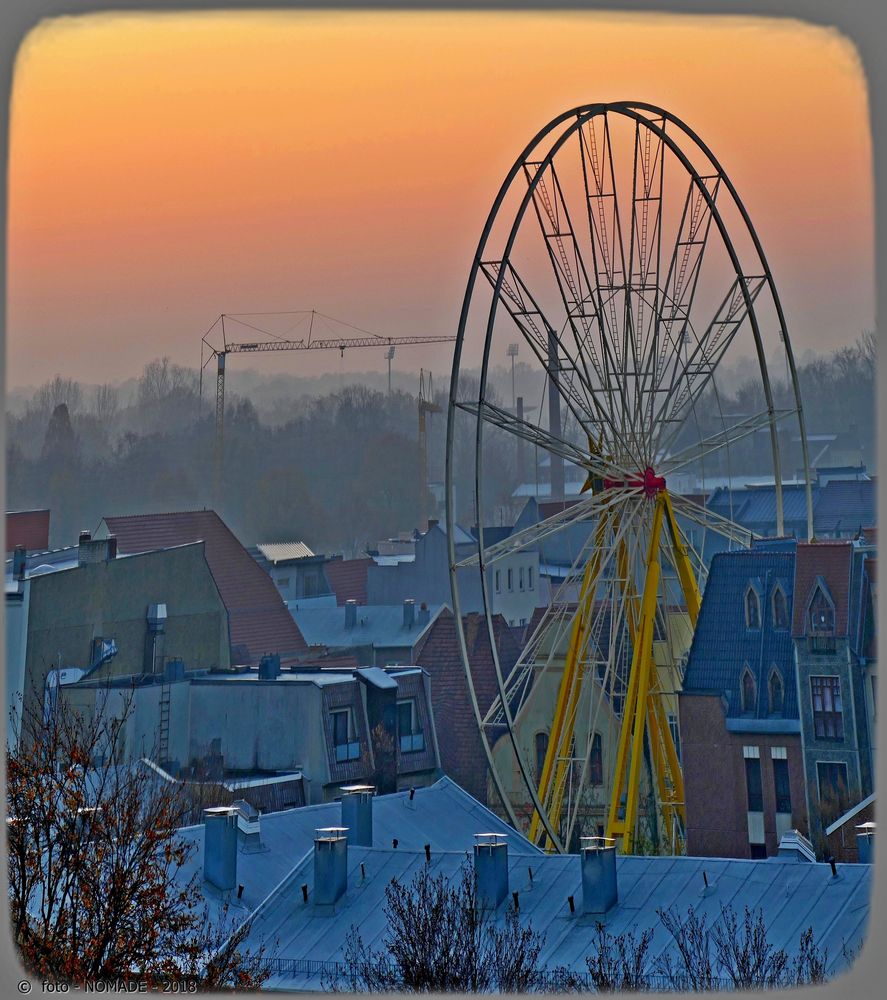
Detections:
418,369,441,530
200,311,456,505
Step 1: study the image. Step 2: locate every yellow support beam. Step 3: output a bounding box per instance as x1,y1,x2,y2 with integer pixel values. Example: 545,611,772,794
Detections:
662,490,701,626
529,511,608,850
606,494,665,853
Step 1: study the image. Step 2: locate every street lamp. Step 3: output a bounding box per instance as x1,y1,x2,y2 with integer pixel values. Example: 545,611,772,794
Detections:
506,343,519,409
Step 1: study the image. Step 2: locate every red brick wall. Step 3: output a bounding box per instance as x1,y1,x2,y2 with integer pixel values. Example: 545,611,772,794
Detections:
827,800,875,863
680,693,808,858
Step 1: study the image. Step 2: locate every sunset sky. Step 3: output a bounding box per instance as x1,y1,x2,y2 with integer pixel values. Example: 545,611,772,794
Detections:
6,10,875,389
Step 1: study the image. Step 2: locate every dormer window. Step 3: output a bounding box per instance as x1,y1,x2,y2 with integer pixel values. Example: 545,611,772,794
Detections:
745,586,761,629
809,585,835,633
741,666,756,714
768,667,784,715
772,585,789,630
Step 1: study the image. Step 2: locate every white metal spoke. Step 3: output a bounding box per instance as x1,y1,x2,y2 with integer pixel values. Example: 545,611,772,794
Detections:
668,493,755,548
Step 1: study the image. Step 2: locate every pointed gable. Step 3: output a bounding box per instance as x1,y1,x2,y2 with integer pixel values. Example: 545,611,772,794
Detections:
791,541,853,638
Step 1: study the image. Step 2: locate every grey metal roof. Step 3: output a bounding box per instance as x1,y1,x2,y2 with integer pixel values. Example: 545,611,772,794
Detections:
355,667,399,690
291,603,443,650
242,846,870,991
178,776,540,926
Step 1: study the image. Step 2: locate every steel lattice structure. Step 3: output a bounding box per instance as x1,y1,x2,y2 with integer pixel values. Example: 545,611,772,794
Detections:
445,102,812,854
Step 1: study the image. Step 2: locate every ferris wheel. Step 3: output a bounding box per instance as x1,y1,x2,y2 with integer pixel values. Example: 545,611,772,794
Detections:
445,102,813,854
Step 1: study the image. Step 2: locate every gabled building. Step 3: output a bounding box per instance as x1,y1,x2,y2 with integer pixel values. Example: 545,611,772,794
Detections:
96,510,307,666
251,541,335,607
792,539,876,854
680,541,806,859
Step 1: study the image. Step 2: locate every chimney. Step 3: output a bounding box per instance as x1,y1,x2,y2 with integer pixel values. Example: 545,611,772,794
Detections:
776,829,816,862
144,603,167,675
314,827,349,906
107,535,118,560
345,599,358,629
78,536,117,566
79,530,92,544
232,799,262,849
417,602,430,628
341,785,374,847
13,545,26,583
258,653,281,680
427,519,439,531
474,833,508,911
403,598,416,630
204,807,238,891
856,822,875,864
580,837,618,915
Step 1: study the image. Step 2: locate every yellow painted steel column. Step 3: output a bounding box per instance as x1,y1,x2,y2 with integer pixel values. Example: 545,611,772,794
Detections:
662,490,701,626
529,511,608,849
606,493,665,853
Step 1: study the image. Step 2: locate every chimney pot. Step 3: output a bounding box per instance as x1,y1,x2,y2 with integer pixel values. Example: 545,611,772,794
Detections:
474,833,508,911
345,599,357,629
314,827,349,906
203,807,238,891
580,837,618,914
341,784,374,847
403,598,416,629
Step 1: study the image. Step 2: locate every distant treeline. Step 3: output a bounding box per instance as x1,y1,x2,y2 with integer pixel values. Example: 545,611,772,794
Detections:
5,336,876,553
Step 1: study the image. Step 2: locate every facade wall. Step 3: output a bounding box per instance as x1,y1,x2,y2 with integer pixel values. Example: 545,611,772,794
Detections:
5,583,30,745
794,638,869,853
23,544,230,716
680,693,807,858
189,680,327,792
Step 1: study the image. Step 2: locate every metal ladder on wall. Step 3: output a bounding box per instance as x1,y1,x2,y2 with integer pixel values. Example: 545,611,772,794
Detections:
158,682,171,765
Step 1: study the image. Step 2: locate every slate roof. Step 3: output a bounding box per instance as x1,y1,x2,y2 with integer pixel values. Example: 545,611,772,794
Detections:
242,846,870,991
706,484,815,530
97,510,307,664
323,557,372,605
813,478,876,535
5,508,50,551
178,776,539,926
791,541,853,637
291,604,442,651
683,547,798,721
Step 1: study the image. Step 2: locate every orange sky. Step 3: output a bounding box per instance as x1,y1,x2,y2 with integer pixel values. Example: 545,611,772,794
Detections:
5,10,875,388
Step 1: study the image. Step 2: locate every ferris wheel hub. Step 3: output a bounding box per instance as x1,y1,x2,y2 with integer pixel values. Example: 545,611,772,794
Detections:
604,466,666,497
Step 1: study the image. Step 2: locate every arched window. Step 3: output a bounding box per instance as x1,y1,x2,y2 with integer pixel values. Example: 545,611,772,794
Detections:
741,667,756,714
768,668,784,715
589,733,603,786
535,731,549,780
745,586,761,629
772,585,789,629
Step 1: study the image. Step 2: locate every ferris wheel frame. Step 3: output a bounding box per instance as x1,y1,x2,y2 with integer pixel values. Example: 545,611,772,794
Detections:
445,101,813,852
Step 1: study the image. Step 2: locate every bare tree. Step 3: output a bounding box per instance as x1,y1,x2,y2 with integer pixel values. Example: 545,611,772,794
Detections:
585,922,654,992
137,357,197,404
92,383,120,423
325,859,544,992
6,689,271,988
711,905,789,988
32,376,83,417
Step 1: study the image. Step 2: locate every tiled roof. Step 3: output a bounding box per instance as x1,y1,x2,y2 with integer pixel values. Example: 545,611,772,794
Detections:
813,478,876,535
98,510,307,663
323,557,372,605
683,548,798,721
257,541,316,563
6,508,50,551
791,541,853,637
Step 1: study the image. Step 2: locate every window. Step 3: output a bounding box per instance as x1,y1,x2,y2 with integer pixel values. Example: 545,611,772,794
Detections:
668,712,682,764
808,584,836,652
811,676,843,740
276,576,290,590
331,708,360,762
768,668,784,716
817,761,850,817
528,566,534,590
772,585,789,629
519,566,525,591
741,667,756,715
495,570,501,593
535,732,549,779
588,733,603,785
773,757,791,813
507,568,513,591
744,756,763,812
397,699,425,753
745,586,761,629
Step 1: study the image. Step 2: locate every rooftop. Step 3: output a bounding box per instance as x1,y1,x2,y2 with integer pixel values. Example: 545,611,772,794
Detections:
256,541,316,564
291,603,443,651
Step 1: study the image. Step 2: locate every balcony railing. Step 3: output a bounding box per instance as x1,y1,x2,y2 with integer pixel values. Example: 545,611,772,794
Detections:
399,731,426,754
